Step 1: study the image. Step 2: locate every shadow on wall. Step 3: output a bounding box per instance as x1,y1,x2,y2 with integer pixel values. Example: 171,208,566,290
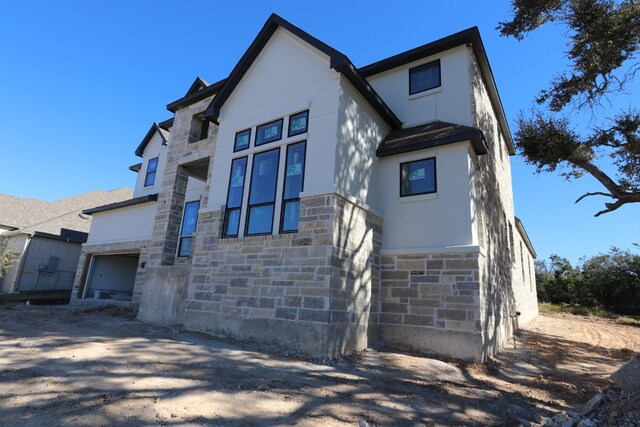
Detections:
471,80,517,358
327,93,383,355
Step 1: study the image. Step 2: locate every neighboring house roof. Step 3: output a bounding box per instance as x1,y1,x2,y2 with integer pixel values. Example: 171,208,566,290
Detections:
135,122,171,158
203,13,402,129
83,194,158,215
166,78,227,113
515,217,537,258
377,121,487,157
0,188,133,237
359,27,514,155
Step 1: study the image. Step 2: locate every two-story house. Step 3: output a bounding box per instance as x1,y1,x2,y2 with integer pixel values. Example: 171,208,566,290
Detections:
74,14,537,361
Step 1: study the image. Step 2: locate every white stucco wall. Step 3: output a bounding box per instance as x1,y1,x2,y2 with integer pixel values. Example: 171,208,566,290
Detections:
133,132,167,198
86,202,157,244
207,28,341,236
366,46,473,128
334,76,390,209
378,142,476,252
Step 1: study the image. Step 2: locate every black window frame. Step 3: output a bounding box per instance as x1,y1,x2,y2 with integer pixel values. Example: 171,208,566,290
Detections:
222,156,248,238
144,157,159,187
280,141,307,233
255,118,283,147
399,157,437,197
234,128,251,152
245,147,281,236
409,59,441,95
287,110,309,138
177,200,200,257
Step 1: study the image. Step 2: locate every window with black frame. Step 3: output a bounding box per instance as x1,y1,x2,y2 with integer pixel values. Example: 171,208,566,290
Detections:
255,119,283,146
223,157,247,238
246,148,280,235
400,157,436,197
178,200,200,257
144,157,158,187
280,141,306,232
409,60,441,95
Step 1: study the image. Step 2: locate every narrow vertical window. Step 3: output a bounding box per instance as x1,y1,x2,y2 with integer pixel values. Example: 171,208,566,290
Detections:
223,157,247,238
280,141,306,232
144,157,158,187
178,200,200,257
246,148,280,235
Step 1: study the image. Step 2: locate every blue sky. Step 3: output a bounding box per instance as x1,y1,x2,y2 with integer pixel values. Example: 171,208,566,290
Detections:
1,1,638,264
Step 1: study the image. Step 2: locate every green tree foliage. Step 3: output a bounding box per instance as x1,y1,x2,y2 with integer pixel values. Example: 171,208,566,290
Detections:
0,238,19,279
536,248,640,315
498,0,640,216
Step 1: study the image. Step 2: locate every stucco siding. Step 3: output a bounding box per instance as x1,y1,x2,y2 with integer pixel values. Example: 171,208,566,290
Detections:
86,202,157,244
366,46,473,128
134,132,167,198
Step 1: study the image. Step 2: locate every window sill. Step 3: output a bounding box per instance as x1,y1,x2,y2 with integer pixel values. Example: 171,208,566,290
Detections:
408,86,442,100
399,192,438,204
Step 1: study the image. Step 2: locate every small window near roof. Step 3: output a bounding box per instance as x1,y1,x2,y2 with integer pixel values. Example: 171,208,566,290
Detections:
255,118,283,146
400,158,436,197
189,114,209,143
144,157,158,187
234,129,251,152
288,110,309,137
409,60,441,95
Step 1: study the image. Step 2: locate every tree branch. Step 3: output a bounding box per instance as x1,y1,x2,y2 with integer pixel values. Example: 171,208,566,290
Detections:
575,192,615,203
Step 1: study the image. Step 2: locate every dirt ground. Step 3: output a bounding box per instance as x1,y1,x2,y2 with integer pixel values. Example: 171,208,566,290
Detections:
0,305,638,426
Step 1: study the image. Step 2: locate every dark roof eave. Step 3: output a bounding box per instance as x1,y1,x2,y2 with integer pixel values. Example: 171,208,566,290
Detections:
135,123,170,158
32,231,87,244
166,79,226,113
515,217,537,258
360,27,514,155
129,163,142,173
377,130,487,158
83,194,158,215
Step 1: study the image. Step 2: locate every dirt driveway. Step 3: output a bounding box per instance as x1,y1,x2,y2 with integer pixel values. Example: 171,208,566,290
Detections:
0,305,638,426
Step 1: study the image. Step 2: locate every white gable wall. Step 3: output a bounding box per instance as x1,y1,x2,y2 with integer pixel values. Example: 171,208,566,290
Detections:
207,29,341,223
366,46,472,128
133,132,167,198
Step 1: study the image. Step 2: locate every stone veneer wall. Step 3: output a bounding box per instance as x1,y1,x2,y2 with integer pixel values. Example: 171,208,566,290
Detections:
70,239,150,306
378,252,484,360
177,192,381,357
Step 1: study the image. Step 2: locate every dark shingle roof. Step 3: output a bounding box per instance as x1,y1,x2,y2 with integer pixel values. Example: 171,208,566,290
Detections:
376,121,487,158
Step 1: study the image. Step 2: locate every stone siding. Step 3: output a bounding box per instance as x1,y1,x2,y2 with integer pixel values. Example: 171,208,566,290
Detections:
378,252,484,359
170,193,381,357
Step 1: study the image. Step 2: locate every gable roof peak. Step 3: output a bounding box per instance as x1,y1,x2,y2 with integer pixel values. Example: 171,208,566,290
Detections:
185,77,210,97
203,13,401,129
135,122,170,158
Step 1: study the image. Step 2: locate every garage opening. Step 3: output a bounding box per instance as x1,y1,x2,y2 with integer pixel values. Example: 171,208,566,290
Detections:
83,253,139,301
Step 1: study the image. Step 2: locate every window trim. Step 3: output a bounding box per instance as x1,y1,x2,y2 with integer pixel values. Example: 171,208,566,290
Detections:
280,141,307,233
409,59,441,95
222,156,248,238
177,200,200,257
287,110,309,138
144,157,159,187
255,118,284,147
234,128,251,153
399,157,437,197
245,147,281,236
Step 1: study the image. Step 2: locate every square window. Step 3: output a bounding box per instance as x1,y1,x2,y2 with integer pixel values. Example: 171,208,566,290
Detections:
400,158,436,197
288,110,309,137
189,114,210,143
409,60,441,95
234,129,251,152
144,157,158,187
255,119,283,146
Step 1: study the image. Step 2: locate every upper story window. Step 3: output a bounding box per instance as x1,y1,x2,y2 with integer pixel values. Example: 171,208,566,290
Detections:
144,157,159,187
177,200,200,257
246,148,280,235
255,118,283,146
189,113,210,143
409,60,441,95
288,110,309,137
234,129,251,152
400,157,436,197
